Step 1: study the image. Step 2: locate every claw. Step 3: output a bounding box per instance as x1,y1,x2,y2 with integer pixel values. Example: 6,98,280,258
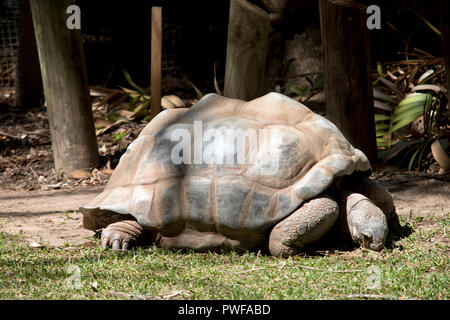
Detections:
112,233,122,250
100,220,146,250
101,230,110,248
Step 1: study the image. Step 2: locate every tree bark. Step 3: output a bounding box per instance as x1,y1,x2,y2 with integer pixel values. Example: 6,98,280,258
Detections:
30,0,99,173
224,0,270,101
15,0,43,109
440,0,449,102
319,0,377,162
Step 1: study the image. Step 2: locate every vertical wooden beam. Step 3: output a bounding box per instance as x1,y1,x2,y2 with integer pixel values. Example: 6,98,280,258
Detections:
15,0,43,109
30,0,99,173
439,0,450,102
150,6,162,120
319,0,377,162
224,0,270,101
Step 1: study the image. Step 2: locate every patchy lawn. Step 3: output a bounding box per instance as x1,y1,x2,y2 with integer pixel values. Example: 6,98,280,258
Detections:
0,212,448,300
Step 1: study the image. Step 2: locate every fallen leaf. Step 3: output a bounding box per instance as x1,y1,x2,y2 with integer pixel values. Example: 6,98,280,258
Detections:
71,169,92,179
94,117,112,129
101,169,114,175
91,280,98,292
27,239,45,249
431,139,450,170
96,120,127,136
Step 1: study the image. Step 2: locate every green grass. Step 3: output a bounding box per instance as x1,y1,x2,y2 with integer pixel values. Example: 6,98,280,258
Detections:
0,214,448,300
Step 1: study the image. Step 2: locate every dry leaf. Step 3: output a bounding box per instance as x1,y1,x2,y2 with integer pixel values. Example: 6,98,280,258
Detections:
101,169,114,175
96,120,127,136
431,140,450,170
161,95,185,109
94,117,113,129
71,169,92,179
116,109,135,119
91,280,98,292
27,239,45,249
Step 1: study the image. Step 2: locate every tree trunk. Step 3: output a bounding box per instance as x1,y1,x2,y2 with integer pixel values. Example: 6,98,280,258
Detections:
30,0,99,174
15,0,43,109
224,0,270,101
440,0,449,103
319,0,377,162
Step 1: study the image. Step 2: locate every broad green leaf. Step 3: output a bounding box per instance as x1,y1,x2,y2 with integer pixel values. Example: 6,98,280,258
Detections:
393,107,423,124
397,93,429,108
394,93,430,116
391,110,423,132
374,114,391,122
376,138,390,147
396,100,422,112
375,123,390,131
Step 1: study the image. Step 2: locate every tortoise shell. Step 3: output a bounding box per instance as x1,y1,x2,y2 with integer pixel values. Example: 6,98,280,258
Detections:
81,93,370,246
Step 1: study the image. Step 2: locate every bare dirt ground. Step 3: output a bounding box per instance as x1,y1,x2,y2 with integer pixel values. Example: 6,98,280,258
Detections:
0,186,102,247
0,172,448,248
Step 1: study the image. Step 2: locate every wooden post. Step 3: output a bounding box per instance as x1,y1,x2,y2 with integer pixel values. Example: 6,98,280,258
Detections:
440,0,450,102
30,0,99,174
15,0,43,109
319,0,377,162
224,0,270,101
150,6,162,120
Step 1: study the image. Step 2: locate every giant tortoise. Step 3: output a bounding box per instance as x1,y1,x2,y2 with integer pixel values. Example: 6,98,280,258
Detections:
81,92,400,257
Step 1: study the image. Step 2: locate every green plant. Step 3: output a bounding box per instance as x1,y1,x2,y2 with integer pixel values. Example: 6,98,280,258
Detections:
289,76,324,102
112,130,128,142
120,70,152,120
374,63,448,170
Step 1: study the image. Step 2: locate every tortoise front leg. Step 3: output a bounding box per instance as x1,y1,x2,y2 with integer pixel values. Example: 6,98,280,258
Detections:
268,195,339,257
340,175,400,231
101,220,152,250
336,191,388,251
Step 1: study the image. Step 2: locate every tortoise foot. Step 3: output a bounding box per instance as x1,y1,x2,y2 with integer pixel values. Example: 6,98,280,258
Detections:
268,195,339,257
340,193,388,251
101,220,147,250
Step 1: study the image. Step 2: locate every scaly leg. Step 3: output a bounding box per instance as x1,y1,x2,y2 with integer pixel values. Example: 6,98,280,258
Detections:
336,191,388,251
268,195,339,257
101,220,152,250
